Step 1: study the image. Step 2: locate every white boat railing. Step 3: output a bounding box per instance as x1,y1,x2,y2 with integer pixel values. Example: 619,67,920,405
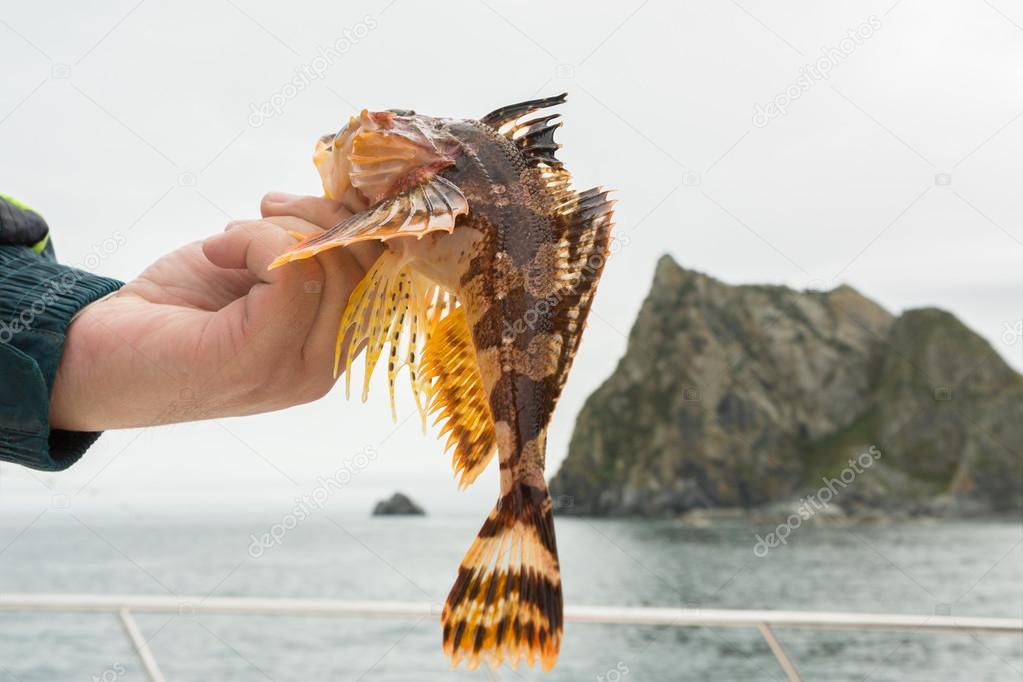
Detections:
2,593,1020,682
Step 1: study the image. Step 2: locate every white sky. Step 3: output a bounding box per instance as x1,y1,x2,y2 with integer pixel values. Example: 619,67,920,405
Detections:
1,0,1021,515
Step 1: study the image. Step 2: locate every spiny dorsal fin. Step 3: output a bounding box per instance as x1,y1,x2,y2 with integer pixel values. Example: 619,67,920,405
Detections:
547,186,616,407
480,93,567,129
480,94,567,168
538,165,575,206
513,116,563,168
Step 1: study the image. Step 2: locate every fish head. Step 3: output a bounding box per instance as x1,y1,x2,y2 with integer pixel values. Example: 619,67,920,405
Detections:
314,108,461,212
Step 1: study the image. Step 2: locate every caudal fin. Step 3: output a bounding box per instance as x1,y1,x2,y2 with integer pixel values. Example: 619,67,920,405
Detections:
442,482,563,671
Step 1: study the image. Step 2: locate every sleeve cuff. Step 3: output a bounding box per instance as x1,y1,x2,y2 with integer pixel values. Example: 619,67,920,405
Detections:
0,246,123,471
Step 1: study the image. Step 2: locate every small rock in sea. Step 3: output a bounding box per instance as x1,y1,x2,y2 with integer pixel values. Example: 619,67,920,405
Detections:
373,492,426,516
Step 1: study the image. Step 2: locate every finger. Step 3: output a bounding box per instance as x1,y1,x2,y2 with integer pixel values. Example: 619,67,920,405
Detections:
304,243,360,371
260,196,385,271
261,193,350,228
258,215,372,371
203,220,315,283
259,215,326,238
203,220,271,270
203,222,256,269
346,240,386,272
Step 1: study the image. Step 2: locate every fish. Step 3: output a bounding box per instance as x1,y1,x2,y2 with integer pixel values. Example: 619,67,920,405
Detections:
269,94,615,671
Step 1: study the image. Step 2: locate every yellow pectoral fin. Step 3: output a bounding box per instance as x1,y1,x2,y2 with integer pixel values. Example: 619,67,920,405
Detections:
421,306,497,489
331,251,496,489
335,251,436,423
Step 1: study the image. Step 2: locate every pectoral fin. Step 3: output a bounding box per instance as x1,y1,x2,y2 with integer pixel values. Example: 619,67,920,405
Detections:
268,175,468,269
334,250,436,421
327,246,497,488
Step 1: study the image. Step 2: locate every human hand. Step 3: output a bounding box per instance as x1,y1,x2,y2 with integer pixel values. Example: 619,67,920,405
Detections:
49,194,382,431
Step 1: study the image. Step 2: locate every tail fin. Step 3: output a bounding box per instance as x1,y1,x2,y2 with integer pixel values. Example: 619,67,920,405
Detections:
442,482,563,671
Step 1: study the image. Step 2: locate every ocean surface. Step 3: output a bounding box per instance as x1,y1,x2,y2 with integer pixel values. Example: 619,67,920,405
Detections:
0,511,1020,681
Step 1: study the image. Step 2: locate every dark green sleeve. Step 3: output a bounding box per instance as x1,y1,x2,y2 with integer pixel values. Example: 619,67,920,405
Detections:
0,195,124,471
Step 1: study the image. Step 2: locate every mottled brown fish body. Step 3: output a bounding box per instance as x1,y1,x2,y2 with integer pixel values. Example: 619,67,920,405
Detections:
269,94,615,672
433,120,566,668
440,121,562,486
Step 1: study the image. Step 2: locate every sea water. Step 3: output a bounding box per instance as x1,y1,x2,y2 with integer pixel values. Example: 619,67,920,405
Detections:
0,512,1020,681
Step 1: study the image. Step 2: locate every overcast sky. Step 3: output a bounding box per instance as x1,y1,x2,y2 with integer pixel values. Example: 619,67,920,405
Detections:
1,0,1021,516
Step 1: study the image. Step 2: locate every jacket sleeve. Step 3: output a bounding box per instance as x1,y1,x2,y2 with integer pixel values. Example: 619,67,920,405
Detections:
0,195,124,471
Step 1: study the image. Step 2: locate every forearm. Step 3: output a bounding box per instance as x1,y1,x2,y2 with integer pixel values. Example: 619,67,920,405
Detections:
49,296,179,431
49,292,236,431
48,281,324,431
0,245,123,470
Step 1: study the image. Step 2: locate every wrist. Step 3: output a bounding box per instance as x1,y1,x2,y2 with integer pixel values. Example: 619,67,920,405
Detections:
49,292,241,430
49,294,189,430
49,296,119,431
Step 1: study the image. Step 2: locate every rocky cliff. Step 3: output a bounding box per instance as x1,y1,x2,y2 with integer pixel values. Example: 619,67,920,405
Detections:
549,256,1023,517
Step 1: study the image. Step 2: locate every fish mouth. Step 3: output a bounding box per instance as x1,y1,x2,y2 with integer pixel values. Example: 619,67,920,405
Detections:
315,110,457,213
313,112,374,212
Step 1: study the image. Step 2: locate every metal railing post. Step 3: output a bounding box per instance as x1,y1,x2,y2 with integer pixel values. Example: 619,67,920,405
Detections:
117,607,166,682
757,623,801,682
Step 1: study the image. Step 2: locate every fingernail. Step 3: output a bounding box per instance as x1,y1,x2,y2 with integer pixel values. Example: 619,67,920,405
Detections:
264,191,297,204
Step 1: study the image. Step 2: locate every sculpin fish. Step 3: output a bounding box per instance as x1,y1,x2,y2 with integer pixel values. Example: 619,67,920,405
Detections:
270,94,615,671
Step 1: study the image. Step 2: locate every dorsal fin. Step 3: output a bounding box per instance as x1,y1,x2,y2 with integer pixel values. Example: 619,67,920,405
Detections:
480,94,568,168
545,185,616,411
480,93,567,128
